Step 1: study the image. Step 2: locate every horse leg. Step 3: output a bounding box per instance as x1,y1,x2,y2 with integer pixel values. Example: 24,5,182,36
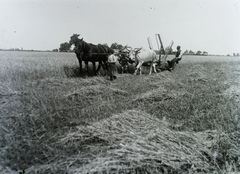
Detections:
139,62,144,75
122,65,127,73
104,61,109,76
134,64,139,75
153,63,157,73
149,62,153,75
77,56,82,75
134,62,143,75
92,61,97,75
124,64,128,73
149,62,156,75
121,64,126,74
96,61,102,75
79,59,83,74
85,61,89,74
99,60,109,76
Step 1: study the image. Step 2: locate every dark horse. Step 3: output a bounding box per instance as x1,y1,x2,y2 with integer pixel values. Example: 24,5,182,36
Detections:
69,34,114,76
117,45,135,73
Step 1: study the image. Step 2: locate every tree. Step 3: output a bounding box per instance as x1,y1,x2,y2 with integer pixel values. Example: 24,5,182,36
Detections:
202,51,208,55
103,43,109,47
110,42,123,49
189,50,195,54
196,51,202,55
59,42,71,52
52,49,58,52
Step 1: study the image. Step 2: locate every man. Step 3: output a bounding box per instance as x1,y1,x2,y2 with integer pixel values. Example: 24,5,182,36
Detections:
108,53,118,81
174,45,183,64
167,45,184,71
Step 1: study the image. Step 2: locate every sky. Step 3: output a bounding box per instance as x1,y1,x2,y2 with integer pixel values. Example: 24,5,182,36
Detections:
0,0,240,55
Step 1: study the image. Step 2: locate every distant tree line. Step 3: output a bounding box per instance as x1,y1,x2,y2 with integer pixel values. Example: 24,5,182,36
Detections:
183,50,208,56
57,41,212,56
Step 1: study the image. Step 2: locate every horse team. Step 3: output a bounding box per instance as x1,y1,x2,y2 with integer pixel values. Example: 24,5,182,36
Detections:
69,34,182,80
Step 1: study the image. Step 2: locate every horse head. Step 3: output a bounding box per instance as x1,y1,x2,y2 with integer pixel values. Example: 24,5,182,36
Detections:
134,47,142,54
69,34,87,53
128,47,142,61
69,34,81,45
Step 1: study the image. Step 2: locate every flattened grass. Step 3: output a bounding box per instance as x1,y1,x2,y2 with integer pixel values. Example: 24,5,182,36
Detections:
0,53,239,173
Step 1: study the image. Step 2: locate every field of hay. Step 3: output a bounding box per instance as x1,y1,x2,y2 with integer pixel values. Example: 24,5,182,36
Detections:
0,51,240,174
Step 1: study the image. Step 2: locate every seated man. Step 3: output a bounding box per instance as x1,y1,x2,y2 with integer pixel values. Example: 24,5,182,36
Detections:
166,45,184,71
174,45,183,64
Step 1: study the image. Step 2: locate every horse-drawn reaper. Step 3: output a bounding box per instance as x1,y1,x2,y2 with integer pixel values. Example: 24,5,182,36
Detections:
69,34,114,76
117,46,171,75
116,34,178,75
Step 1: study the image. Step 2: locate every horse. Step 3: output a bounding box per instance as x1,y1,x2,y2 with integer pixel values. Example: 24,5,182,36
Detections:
117,45,135,73
69,34,114,76
128,47,158,75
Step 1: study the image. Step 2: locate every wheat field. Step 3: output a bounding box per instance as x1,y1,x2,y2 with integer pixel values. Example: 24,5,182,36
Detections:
0,51,239,173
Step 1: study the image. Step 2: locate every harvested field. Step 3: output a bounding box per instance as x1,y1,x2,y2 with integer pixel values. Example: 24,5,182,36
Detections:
0,51,239,173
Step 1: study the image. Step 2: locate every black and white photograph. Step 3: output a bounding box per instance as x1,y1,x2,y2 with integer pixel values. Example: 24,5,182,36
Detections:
0,0,240,173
